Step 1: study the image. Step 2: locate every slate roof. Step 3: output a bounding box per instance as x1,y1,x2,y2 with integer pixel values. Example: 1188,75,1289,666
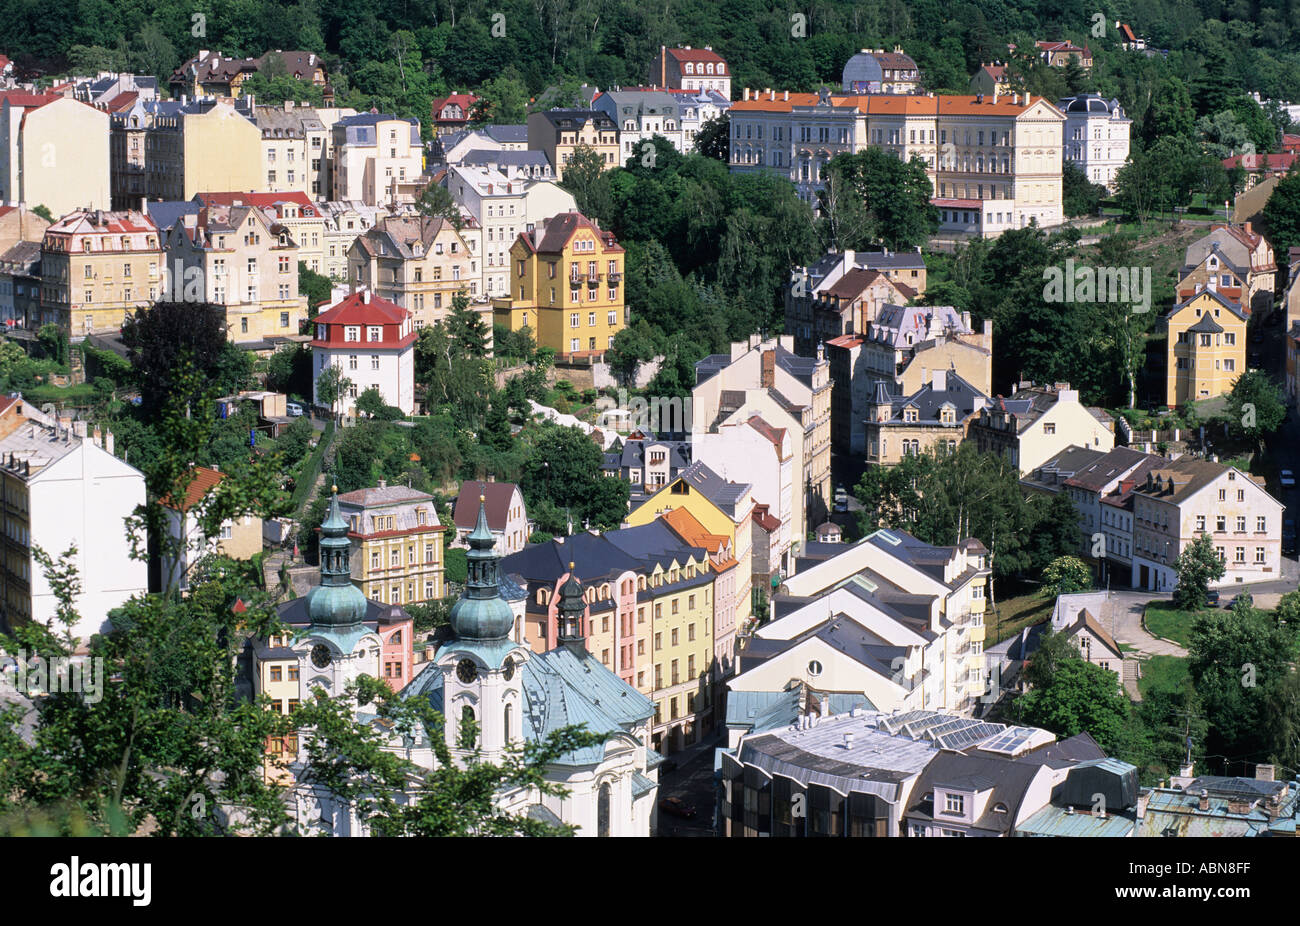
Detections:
1186,313,1225,333
673,460,752,513
1062,446,1156,492
484,124,528,143
906,751,1044,835
869,371,987,425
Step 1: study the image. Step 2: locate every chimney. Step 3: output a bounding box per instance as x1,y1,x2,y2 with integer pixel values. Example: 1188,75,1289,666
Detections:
743,88,750,101
1198,789,1210,812
1135,792,1150,819
931,369,947,392
1256,763,1275,782
843,732,854,750
378,478,387,489
761,349,775,388
783,90,789,101
1244,221,1253,236
105,431,114,456
72,420,87,438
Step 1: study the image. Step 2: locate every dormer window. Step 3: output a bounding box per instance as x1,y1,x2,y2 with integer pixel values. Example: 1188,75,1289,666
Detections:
944,793,965,814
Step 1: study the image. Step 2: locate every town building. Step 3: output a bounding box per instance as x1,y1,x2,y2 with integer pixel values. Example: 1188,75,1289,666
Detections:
0,398,145,643
967,382,1114,474
1130,458,1284,591
347,214,482,325
1047,592,1124,678
728,87,1065,234
429,93,480,136
593,89,688,160
1163,289,1248,408
719,708,1063,836
446,164,576,298
168,50,328,99
1135,770,1299,837
337,481,446,607
526,109,619,180
0,90,110,215
0,203,49,255
1036,41,1092,69
601,436,692,505
109,98,262,209
163,202,307,344
693,335,831,533
1058,93,1131,191
310,291,416,417
491,210,626,360
1222,152,1298,190
1177,223,1276,317
320,200,386,282
330,112,424,207
0,240,43,329
451,480,530,556
1116,23,1148,52
455,147,554,180
251,102,356,199
863,370,989,464
968,63,1014,97
160,465,263,594
786,248,929,355
1286,251,1300,404
841,48,923,94
436,124,530,166
71,73,160,108
648,46,732,97
39,209,162,340
195,190,329,277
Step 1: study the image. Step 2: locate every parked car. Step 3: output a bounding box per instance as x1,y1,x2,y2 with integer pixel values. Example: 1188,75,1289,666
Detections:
287,401,305,417
658,758,678,776
1281,470,1296,488
834,485,849,512
658,796,697,819
1205,589,1221,607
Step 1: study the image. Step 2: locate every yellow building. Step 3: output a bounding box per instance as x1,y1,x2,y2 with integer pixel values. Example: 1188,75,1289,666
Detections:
491,211,625,360
197,191,329,278
0,91,110,216
337,482,446,606
252,628,301,782
527,109,619,180
164,201,308,344
39,209,163,339
1165,289,1247,407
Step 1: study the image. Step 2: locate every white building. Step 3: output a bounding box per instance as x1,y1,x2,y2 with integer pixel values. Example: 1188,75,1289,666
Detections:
593,89,688,161
446,164,576,298
0,399,145,644
310,291,416,417
330,113,425,208
1058,94,1131,191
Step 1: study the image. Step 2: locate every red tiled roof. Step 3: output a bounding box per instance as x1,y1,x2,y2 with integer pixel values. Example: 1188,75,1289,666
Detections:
431,93,479,121
752,503,781,533
313,292,407,327
825,334,863,349
746,413,787,450
452,480,519,530
161,466,225,512
0,89,63,109
1223,152,1295,171
934,198,983,208
666,47,727,64
1119,23,1138,42
196,190,320,217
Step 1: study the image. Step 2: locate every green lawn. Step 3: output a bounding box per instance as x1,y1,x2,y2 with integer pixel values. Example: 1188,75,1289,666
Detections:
985,591,1054,647
1143,602,1212,647
1139,654,1191,699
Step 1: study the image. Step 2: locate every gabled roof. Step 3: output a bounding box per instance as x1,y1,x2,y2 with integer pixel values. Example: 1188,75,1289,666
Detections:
1167,285,1247,322
160,465,224,512
313,292,408,327
517,211,623,255
907,751,1045,834
1063,446,1159,492
452,480,520,531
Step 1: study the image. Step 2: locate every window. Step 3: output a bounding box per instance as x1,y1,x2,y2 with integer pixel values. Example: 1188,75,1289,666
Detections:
1236,516,1247,532
1235,547,1246,563
1196,515,1206,532
671,628,678,646
944,793,964,814
371,355,380,370
1256,547,1266,563
1216,516,1226,532
1257,516,1266,532
270,665,282,682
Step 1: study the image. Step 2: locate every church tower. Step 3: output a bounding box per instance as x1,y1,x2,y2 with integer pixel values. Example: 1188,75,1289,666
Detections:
438,496,530,763
557,563,589,655
294,484,382,698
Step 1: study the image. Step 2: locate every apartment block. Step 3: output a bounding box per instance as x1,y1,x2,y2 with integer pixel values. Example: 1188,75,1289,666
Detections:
164,202,307,344
337,481,447,607
252,102,356,199
348,215,480,326
161,465,263,594
39,209,162,339
451,480,529,556
648,45,732,97
786,248,928,355
169,50,328,100
320,200,385,282
196,191,328,276
693,335,831,533
527,110,619,180
728,87,1064,235
0,398,145,644
1058,93,1131,191
967,382,1114,474
864,371,989,464
0,90,110,215
1177,223,1276,317
491,211,625,359
446,165,576,298
842,48,924,93
1130,459,1283,591
1164,289,1247,408
330,113,424,208
310,291,416,416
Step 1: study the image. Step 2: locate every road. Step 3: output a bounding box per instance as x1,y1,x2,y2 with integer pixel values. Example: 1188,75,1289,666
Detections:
654,735,721,837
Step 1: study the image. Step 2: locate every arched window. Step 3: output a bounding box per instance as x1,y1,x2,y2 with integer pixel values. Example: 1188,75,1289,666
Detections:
503,702,513,745
460,705,477,748
597,782,612,837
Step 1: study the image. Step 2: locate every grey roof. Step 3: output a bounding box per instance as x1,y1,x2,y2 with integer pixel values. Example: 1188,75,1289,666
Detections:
605,438,692,475
459,149,552,171
1058,93,1123,115
144,200,201,232
1169,285,1247,321
1062,446,1158,492
869,370,988,425
533,109,615,128
1186,313,1225,333
868,304,968,349
906,751,1044,834
484,124,528,143
0,239,41,271
673,461,752,514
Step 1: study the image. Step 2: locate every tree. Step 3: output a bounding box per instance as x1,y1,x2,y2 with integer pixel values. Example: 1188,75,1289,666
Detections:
121,301,231,414
1224,369,1286,441
355,386,388,418
299,262,333,312
266,342,312,397
37,323,68,366
558,144,613,222
1043,556,1093,596
1014,654,1135,756
31,204,54,224
1173,533,1226,610
693,113,730,161
316,365,352,421
415,180,464,231
818,149,938,250
520,423,628,529
1062,161,1105,217
475,75,529,124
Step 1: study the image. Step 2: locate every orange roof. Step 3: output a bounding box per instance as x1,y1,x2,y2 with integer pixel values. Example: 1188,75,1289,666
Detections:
660,507,735,571
732,91,1043,117
161,466,225,511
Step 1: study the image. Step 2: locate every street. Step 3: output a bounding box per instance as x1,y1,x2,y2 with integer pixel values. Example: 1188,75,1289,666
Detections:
654,735,721,837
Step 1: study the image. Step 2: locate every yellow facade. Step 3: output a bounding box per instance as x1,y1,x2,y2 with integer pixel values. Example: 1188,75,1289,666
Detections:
181,104,264,200
527,111,619,181
0,469,32,626
39,210,163,339
491,212,625,359
348,216,479,327
1165,291,1247,407
642,562,715,754
340,488,447,607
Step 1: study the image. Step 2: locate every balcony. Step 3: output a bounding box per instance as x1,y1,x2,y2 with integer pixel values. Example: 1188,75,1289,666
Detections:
607,271,623,283
587,272,601,287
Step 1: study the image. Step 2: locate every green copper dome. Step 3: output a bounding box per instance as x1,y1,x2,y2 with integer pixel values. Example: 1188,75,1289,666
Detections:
449,496,515,641
306,484,368,628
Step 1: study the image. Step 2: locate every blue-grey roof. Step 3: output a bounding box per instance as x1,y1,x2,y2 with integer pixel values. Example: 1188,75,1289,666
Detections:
484,124,528,143
631,771,657,798
1016,803,1137,837
870,371,988,425
672,461,752,513
460,149,552,171
145,200,200,232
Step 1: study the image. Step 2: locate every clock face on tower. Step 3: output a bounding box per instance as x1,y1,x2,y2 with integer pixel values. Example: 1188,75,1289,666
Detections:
311,644,332,669
456,659,478,683
502,656,515,682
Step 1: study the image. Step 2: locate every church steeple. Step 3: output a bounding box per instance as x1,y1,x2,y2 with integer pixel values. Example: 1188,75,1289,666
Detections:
304,482,368,628
448,496,514,641
557,563,587,654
